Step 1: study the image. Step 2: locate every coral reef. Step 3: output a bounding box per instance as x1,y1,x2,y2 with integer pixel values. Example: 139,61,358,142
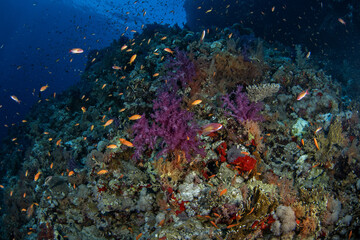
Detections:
0,23,359,240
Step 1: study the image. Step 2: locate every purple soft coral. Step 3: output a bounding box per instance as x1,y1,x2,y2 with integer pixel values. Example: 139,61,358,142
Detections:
132,92,205,161
165,49,196,91
221,85,263,123
131,114,158,160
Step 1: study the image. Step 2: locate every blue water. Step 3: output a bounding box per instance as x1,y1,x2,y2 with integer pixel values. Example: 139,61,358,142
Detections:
0,0,185,140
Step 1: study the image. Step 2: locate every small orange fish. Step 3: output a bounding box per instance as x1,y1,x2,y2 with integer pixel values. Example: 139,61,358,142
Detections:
103,119,114,127
312,163,320,168
69,48,84,54
25,170,28,177
10,95,21,104
34,171,41,181
106,144,118,149
50,162,53,169
0,184,4,188
164,48,173,54
136,233,143,240
297,89,309,101
112,65,121,70
227,223,239,229
161,36,167,40
158,219,165,226
119,138,134,147
200,30,206,41
56,139,61,146
191,100,202,106
91,125,94,131
314,127,322,134
102,84,106,89
301,139,304,146
129,114,142,120
338,18,346,25
153,73,160,77
210,221,218,228
97,170,109,175
314,137,320,150
219,188,227,196
68,171,75,176
40,84,49,92
121,45,128,51
129,54,137,65
119,108,126,112
247,207,255,215
81,106,86,113
201,123,223,135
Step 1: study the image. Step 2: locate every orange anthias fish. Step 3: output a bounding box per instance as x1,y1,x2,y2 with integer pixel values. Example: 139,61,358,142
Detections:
10,95,21,104
119,138,134,147
296,89,309,101
40,84,49,92
314,127,322,134
191,100,202,106
200,30,206,42
112,65,122,70
34,171,41,181
69,48,84,54
338,18,346,25
164,48,174,54
97,169,109,175
129,54,137,65
107,144,118,149
129,114,142,120
219,188,227,196
103,119,114,127
201,123,223,135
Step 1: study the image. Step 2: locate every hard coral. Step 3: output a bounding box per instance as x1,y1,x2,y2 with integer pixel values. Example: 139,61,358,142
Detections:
132,92,205,161
222,85,263,123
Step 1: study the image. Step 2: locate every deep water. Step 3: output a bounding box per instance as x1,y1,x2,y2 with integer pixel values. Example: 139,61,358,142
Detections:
0,0,185,141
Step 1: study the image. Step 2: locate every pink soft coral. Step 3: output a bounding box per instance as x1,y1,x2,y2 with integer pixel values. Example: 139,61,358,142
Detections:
132,92,204,161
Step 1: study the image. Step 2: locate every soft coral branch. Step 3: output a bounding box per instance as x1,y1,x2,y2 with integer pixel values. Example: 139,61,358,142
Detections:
132,92,204,161
221,85,263,123
164,49,196,91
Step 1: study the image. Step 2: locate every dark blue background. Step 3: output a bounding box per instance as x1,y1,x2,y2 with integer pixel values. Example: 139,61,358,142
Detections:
0,0,121,140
